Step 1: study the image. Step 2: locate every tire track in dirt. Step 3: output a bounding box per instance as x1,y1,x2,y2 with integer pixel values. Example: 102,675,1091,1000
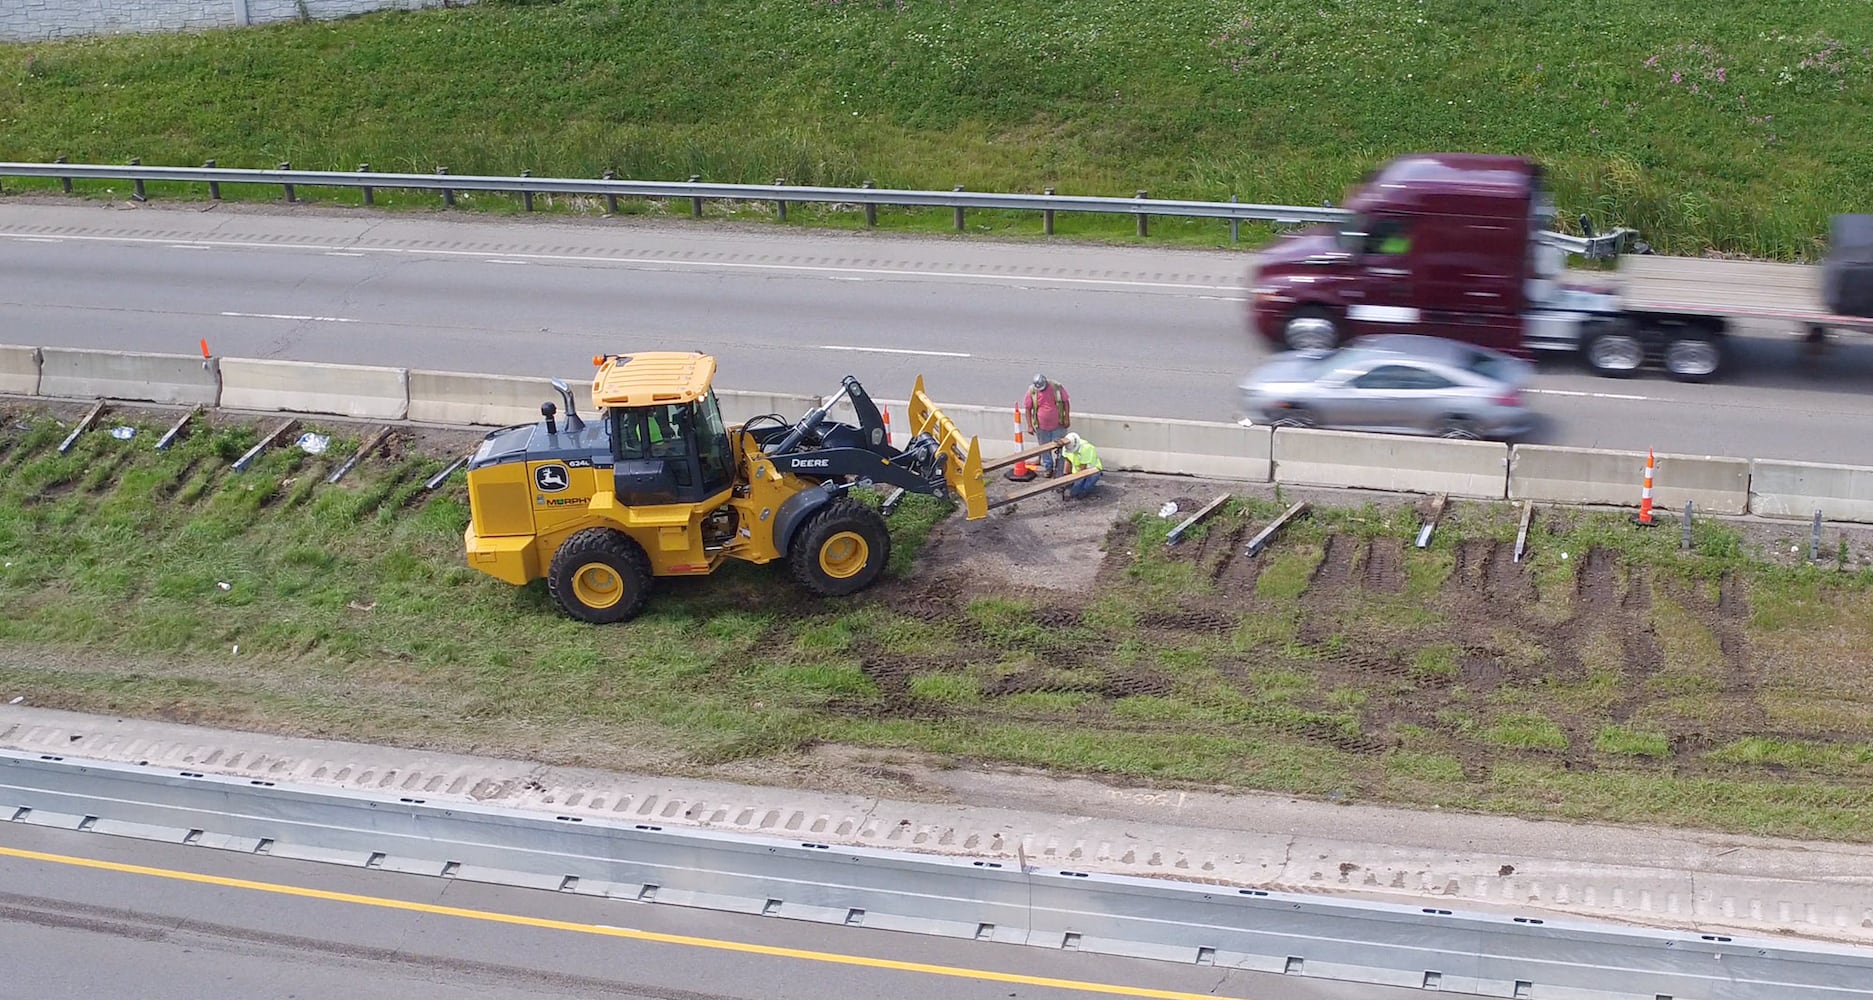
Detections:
1308,534,1359,594
1360,536,1406,593
1664,572,1765,727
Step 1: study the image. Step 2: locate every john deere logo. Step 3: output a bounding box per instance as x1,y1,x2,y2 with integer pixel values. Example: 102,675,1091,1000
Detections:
534,464,570,493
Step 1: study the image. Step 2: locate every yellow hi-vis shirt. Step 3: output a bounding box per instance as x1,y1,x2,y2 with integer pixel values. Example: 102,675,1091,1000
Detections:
1062,440,1102,473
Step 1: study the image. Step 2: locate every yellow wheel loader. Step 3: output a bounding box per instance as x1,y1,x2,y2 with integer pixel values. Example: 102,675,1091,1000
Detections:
461,352,989,624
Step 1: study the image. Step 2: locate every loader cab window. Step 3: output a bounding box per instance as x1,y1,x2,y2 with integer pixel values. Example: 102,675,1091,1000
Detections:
692,390,733,496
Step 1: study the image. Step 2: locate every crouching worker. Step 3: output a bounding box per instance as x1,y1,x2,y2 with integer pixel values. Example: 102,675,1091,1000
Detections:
1058,432,1103,500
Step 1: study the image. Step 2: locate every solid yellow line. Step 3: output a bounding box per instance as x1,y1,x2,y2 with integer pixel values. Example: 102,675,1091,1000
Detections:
0,844,1241,1000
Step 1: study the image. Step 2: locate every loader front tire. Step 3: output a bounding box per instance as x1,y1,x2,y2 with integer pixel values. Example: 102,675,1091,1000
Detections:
790,499,891,598
548,528,652,625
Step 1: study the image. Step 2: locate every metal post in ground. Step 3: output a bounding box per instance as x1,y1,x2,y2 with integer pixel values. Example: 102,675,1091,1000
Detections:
129,157,146,202
862,180,878,227
1230,194,1240,243
520,169,533,212
1043,187,1056,235
1135,189,1149,237
602,170,618,214
280,162,295,203
359,164,373,206
205,159,221,200
1811,509,1823,561
953,185,965,231
56,155,72,194
1681,500,1694,550
437,166,454,207
774,178,788,222
689,175,703,218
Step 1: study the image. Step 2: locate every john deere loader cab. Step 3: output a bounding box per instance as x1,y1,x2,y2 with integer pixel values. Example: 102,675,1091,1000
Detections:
462,351,989,625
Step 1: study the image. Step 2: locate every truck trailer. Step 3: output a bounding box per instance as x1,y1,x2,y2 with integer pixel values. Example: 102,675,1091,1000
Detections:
1246,153,1873,382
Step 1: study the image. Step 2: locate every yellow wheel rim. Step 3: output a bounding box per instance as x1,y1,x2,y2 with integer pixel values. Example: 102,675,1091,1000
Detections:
817,531,870,580
571,562,625,609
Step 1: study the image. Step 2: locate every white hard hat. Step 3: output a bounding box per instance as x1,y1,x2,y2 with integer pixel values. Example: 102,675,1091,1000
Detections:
1063,432,1081,449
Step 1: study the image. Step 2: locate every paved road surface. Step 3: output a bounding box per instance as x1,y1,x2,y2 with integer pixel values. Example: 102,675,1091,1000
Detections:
0,822,1415,1000
4,199,1873,463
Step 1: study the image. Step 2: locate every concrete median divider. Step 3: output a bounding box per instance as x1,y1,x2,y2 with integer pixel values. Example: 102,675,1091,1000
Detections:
1749,460,1873,524
0,344,40,395
219,357,409,421
1073,412,1272,481
1510,445,1750,515
37,347,221,406
1274,428,1508,498
717,389,824,427
407,369,574,427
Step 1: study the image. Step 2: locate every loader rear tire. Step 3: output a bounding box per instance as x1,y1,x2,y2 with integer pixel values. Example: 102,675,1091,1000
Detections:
548,528,652,625
790,499,891,598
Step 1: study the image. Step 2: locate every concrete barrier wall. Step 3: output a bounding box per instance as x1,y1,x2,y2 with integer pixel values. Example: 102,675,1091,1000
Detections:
37,347,221,406
408,369,572,427
1274,428,1509,498
0,345,40,395
718,389,823,427
1510,445,1751,515
1749,460,1873,524
1073,413,1272,482
219,357,409,421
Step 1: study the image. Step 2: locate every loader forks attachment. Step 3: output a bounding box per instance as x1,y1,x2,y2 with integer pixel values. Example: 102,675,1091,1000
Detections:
907,376,989,521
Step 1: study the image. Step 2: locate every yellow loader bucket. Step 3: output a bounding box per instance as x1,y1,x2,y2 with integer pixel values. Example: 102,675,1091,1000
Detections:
907,376,988,521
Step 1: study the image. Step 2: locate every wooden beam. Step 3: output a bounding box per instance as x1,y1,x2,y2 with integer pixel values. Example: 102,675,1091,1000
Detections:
155,406,201,451
57,399,107,454
1513,500,1536,563
232,418,299,472
326,426,394,485
1165,493,1231,546
986,467,1099,510
982,438,1067,473
1244,501,1309,557
1415,493,1448,549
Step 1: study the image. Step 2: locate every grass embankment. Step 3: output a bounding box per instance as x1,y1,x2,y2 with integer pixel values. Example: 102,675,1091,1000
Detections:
2,1,1870,258
4,403,1873,840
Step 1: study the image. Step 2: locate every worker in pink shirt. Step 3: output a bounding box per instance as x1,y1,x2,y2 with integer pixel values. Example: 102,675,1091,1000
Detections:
1023,373,1071,478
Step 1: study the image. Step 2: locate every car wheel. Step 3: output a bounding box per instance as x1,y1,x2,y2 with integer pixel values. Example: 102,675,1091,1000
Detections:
1284,307,1339,352
1271,405,1318,430
1437,416,1482,440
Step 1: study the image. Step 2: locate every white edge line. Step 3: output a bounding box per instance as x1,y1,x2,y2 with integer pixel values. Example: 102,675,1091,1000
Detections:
819,345,972,359
1527,388,1652,401
220,311,359,323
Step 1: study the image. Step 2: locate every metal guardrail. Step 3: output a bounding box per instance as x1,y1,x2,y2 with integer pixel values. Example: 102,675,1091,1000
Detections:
4,751,1870,999
0,159,1632,256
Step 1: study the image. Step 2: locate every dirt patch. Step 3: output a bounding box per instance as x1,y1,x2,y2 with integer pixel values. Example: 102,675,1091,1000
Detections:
1360,537,1406,593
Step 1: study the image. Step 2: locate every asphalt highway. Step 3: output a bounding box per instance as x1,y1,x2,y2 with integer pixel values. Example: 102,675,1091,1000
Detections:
3,199,1873,463
0,822,1418,1000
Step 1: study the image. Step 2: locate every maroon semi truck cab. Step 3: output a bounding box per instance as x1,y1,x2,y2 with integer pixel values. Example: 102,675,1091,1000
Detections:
1249,153,1553,356
1247,152,1739,381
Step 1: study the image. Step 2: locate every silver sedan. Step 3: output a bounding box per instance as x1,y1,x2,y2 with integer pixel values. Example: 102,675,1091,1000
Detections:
1238,334,1538,440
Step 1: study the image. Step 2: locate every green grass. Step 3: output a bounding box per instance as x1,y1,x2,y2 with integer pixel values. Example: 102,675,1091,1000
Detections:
3,1,1870,257
10,408,1873,841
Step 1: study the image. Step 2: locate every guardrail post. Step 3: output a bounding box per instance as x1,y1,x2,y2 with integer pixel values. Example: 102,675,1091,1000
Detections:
953,185,965,231
1230,194,1240,243
602,169,618,214
129,157,146,202
280,161,296,203
358,163,373,206
521,169,534,212
774,177,788,222
437,166,454,207
1135,189,1149,237
689,175,703,217
1811,509,1823,561
1681,500,1693,550
862,180,877,227
1043,186,1055,235
55,155,72,194
204,159,221,200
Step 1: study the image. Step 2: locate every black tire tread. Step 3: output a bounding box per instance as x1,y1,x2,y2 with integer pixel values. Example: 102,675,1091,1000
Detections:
548,527,653,624
788,498,891,598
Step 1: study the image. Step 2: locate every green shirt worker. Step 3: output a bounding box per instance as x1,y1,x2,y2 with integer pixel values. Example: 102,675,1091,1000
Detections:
1059,432,1103,499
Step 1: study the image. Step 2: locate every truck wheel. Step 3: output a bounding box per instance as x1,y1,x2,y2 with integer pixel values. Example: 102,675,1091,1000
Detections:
790,498,891,598
1582,329,1644,377
1284,307,1340,352
1662,334,1724,382
548,528,653,624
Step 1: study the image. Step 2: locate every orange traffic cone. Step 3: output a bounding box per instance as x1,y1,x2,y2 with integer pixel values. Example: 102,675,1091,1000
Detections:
1633,449,1656,526
1007,406,1036,482
882,405,892,446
